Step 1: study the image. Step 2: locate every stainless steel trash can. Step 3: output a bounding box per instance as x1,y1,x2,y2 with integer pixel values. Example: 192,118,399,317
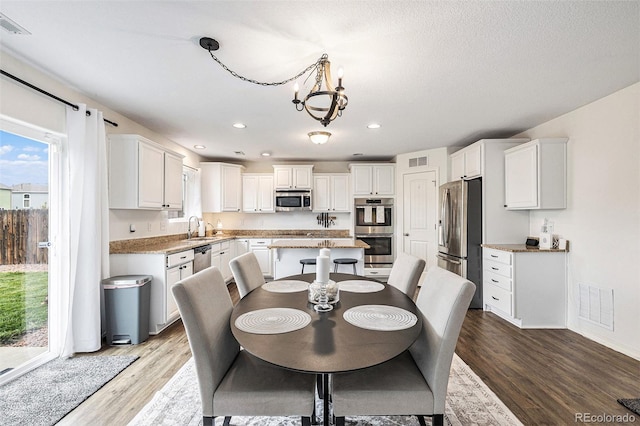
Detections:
102,275,152,345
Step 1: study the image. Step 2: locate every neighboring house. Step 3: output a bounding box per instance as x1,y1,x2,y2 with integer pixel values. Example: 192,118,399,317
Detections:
0,183,11,209
10,183,48,209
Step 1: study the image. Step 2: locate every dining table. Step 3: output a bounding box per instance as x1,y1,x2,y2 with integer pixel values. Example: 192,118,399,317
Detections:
230,272,423,425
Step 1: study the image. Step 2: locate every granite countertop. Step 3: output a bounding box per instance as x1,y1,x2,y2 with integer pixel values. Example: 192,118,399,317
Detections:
268,239,370,249
109,230,356,255
110,235,238,255
482,243,568,253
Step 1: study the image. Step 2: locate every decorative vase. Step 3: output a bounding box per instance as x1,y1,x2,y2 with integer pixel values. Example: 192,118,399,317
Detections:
308,280,339,306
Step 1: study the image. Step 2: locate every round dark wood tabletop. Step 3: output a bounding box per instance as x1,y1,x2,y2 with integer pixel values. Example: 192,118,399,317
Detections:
230,273,423,374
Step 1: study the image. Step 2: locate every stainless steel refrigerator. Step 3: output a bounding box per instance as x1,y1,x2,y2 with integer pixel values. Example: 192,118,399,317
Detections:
437,178,483,308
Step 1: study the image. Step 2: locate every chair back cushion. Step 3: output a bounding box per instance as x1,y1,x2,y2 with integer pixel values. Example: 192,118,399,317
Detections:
409,266,475,412
171,266,240,416
230,252,266,298
387,252,426,298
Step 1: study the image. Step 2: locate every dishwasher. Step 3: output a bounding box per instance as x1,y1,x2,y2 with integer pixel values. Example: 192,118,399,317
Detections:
193,244,212,273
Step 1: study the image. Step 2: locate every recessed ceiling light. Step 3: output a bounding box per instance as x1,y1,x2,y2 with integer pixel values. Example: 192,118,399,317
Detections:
233,123,246,129
193,145,206,149
367,123,381,129
261,152,271,157
234,151,246,156
353,153,364,156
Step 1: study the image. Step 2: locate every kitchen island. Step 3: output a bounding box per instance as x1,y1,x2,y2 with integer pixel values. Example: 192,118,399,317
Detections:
269,239,369,279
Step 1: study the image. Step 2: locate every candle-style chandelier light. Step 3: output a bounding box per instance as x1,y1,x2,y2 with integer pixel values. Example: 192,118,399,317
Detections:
200,37,348,127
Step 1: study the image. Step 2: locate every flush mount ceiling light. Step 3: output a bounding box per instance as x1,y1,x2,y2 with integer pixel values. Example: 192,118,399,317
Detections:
233,122,246,129
308,131,331,145
200,37,347,127
261,151,271,157
193,144,206,149
367,123,381,129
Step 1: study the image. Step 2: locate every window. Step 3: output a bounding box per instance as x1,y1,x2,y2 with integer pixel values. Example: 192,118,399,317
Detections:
23,193,30,208
167,166,201,221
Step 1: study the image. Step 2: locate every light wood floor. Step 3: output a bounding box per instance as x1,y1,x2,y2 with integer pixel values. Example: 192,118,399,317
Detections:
59,284,639,425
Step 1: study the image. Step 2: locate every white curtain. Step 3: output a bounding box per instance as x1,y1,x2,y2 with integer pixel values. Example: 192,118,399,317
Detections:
59,105,109,357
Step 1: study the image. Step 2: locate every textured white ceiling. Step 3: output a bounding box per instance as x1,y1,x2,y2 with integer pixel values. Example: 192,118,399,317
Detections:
0,1,638,161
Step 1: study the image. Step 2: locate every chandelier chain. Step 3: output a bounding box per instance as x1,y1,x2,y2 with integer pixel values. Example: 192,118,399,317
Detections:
206,51,328,87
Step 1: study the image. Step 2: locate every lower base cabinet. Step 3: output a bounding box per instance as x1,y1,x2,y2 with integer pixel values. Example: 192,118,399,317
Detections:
483,247,567,328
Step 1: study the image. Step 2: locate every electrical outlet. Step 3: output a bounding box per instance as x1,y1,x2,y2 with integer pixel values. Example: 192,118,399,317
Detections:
160,221,166,231
129,224,136,232
147,222,152,231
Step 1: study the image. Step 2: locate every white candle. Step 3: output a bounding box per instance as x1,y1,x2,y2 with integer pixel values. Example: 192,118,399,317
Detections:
316,255,330,284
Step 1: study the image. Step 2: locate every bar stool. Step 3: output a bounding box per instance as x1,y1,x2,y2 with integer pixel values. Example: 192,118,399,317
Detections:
300,258,316,274
333,258,358,274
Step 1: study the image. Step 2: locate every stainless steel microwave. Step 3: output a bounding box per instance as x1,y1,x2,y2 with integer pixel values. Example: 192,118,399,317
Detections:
275,190,312,212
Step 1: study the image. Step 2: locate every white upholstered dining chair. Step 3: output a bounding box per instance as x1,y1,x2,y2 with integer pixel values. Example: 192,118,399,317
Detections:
332,266,475,426
386,252,426,299
171,266,315,426
229,252,265,298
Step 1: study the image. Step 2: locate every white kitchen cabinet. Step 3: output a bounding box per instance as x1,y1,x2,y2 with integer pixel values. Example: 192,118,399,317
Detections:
448,139,530,244
449,143,482,181
248,238,273,277
108,134,184,210
483,247,566,328
273,165,313,189
349,164,395,196
109,248,194,335
504,138,567,210
201,162,244,212
313,174,351,212
166,259,193,321
243,174,275,213
211,239,233,282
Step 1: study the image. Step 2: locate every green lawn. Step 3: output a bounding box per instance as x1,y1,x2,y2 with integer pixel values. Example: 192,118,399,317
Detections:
0,272,48,343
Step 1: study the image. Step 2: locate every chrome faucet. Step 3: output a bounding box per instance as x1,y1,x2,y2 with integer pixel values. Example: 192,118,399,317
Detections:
187,216,200,239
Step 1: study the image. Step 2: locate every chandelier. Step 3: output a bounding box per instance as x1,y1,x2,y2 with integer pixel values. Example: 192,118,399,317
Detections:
200,37,348,127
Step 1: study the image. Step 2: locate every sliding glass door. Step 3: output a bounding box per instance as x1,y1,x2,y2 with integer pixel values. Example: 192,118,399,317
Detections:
0,121,61,381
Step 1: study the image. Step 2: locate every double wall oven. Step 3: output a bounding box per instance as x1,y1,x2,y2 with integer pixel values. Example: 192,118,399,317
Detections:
354,198,394,268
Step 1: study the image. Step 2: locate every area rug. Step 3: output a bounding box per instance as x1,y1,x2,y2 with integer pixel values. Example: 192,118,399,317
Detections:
0,355,138,426
128,354,522,426
617,398,640,415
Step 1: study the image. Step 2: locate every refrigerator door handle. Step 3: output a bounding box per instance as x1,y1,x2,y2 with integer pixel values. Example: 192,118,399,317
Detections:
440,189,450,247
437,254,461,265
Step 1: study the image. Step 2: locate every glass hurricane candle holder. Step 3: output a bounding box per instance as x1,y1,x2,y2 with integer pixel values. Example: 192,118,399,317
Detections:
308,280,339,310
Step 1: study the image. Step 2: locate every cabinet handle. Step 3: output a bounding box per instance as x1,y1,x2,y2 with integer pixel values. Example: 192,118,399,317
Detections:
491,279,499,283
180,256,187,259
490,254,498,258
220,251,225,255
492,296,499,301
404,233,410,236
491,267,498,270
369,271,379,274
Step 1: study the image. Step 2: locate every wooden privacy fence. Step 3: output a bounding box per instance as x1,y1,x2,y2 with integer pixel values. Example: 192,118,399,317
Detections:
0,209,49,265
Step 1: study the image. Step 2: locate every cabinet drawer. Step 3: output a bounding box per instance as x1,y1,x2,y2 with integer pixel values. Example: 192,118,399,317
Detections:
484,259,512,278
167,249,194,267
249,239,271,247
484,283,512,316
483,248,512,265
483,270,512,291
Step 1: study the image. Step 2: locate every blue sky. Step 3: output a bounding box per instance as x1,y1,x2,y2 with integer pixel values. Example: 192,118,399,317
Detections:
0,130,49,186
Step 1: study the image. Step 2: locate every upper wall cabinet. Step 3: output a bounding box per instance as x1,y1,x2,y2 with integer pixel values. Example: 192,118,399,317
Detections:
243,173,275,213
273,165,313,190
201,162,245,212
313,174,351,212
449,143,482,181
349,164,395,196
504,138,567,210
109,134,184,210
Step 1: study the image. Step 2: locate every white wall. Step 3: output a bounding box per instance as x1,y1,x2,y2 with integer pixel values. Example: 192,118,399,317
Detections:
0,51,205,242
514,83,640,359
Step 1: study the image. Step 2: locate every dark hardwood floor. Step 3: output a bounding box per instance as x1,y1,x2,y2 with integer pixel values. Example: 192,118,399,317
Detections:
59,284,639,425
